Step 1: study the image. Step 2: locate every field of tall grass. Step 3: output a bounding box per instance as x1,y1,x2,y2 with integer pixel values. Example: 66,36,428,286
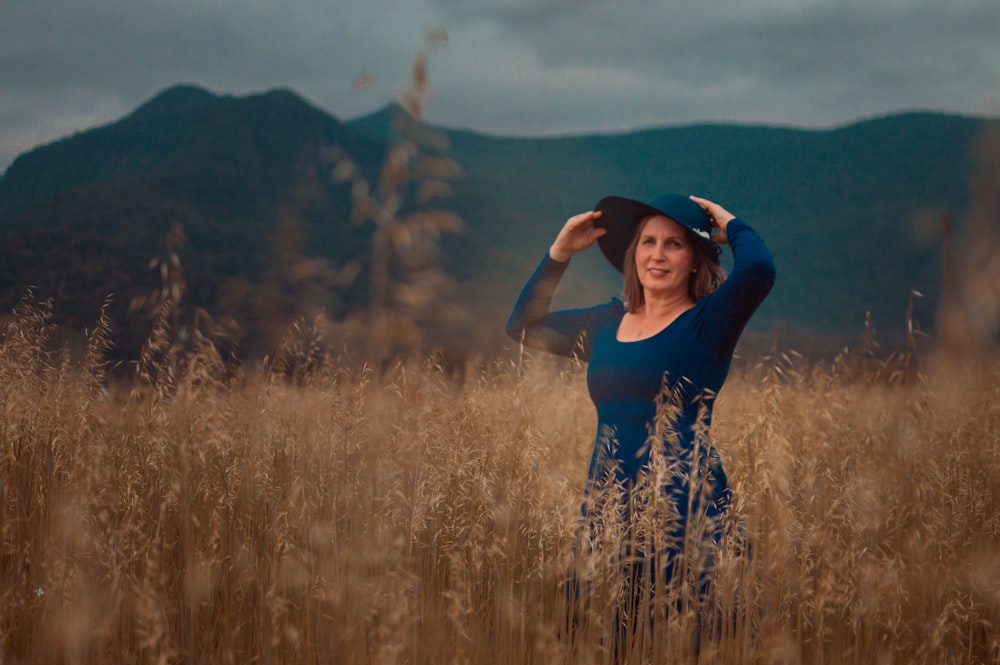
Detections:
2,291,998,664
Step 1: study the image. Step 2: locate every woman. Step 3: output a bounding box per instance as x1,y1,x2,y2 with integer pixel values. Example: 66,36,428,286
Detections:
506,193,775,652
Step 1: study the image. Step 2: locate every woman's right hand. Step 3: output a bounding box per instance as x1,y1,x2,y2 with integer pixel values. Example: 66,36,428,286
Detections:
549,210,607,263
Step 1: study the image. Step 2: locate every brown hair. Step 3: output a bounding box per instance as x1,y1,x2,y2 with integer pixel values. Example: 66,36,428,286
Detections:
622,216,727,311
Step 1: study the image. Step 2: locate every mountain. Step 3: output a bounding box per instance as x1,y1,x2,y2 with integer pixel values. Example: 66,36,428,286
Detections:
1,85,995,361
0,85,388,358
427,113,992,354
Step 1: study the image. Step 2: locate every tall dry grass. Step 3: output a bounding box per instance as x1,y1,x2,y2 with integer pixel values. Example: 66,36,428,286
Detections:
2,295,999,663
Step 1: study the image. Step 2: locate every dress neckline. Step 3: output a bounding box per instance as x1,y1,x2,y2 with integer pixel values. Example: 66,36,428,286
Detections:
614,304,695,343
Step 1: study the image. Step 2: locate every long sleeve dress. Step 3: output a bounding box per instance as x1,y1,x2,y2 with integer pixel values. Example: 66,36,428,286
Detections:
506,218,775,565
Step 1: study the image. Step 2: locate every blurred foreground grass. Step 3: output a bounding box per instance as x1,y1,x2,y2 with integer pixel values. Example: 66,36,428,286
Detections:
1,297,998,664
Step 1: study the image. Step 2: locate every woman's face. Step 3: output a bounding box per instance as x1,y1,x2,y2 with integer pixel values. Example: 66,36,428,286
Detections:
634,215,695,297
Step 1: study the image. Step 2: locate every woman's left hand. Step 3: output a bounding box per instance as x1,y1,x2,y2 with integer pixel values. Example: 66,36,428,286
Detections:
690,196,736,245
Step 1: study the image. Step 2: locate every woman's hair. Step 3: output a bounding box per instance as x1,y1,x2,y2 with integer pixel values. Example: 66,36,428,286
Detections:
622,215,727,311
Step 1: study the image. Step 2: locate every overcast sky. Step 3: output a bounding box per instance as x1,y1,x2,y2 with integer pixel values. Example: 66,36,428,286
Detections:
2,0,999,173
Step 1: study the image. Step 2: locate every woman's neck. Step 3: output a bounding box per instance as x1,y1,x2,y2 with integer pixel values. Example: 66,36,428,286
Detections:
637,290,693,318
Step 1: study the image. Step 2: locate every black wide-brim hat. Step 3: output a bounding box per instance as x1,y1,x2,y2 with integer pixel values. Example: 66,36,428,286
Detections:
593,193,721,272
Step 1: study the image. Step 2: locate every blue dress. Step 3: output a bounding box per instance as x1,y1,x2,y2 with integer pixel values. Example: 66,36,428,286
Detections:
506,218,775,559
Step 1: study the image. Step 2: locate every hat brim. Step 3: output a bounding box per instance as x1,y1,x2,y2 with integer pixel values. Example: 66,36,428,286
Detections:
593,195,721,272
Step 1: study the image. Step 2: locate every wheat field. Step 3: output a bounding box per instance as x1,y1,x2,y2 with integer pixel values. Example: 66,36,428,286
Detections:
1,293,998,665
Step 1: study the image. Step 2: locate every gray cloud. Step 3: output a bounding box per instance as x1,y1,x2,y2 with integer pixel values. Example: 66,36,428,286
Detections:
421,0,1000,133
1,0,998,171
